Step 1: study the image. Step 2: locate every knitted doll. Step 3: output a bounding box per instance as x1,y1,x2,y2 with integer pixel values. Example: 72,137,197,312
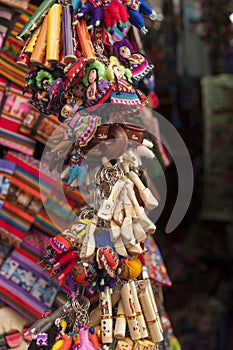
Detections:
30,70,54,114
102,0,129,34
106,56,147,107
83,60,113,109
73,0,104,29
122,0,157,34
113,39,154,81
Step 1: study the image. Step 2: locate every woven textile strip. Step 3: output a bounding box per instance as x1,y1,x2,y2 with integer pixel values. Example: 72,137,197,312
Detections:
0,151,56,242
0,85,36,155
0,247,58,321
0,3,37,87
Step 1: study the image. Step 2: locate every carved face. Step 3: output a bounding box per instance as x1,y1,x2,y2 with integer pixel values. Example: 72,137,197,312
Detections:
119,45,131,59
60,104,73,119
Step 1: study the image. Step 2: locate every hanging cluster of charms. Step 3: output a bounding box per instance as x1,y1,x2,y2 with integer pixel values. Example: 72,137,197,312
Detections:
17,0,156,121
15,0,179,349
34,133,164,349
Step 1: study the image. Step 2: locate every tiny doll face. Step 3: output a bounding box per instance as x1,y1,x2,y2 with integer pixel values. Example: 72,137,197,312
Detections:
42,78,50,91
61,104,73,119
73,83,86,98
88,68,97,84
119,45,131,59
116,339,133,350
113,65,124,80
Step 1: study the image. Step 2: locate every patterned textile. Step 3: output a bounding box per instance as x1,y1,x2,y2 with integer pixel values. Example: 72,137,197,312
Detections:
0,84,36,155
34,207,62,238
0,240,12,267
0,0,30,11
142,235,172,286
0,151,56,243
65,113,101,147
19,112,61,145
21,227,50,257
0,3,37,87
0,247,58,321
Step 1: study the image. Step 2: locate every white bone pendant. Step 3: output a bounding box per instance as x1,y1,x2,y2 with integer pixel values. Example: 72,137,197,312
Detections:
110,219,121,243
113,192,124,225
120,190,135,245
129,171,158,210
97,180,125,221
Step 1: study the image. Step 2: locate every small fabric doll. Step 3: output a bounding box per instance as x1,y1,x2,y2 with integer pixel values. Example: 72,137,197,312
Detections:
96,246,119,296
69,82,86,113
30,70,54,114
82,60,113,109
122,0,157,34
58,58,87,121
46,77,65,116
73,0,104,29
60,82,86,121
102,0,129,34
113,39,154,81
106,56,148,108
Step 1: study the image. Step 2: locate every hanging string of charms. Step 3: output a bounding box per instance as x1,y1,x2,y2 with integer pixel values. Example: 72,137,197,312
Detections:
15,1,175,350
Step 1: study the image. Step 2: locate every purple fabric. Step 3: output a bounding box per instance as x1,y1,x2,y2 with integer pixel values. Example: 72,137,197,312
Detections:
77,1,103,27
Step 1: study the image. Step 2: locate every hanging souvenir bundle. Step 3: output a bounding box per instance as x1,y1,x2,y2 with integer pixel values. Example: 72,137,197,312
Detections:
16,0,181,349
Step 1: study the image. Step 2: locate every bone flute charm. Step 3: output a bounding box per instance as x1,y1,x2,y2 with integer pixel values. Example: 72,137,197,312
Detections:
80,217,97,259
100,286,113,344
120,283,141,340
141,268,163,333
138,281,163,343
114,299,126,339
129,280,148,338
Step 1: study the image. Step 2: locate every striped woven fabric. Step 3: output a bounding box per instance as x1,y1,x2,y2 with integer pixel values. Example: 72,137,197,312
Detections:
0,84,36,155
34,207,64,238
21,227,50,258
0,151,56,242
0,3,37,87
0,0,30,11
0,246,58,321
5,151,56,196
2,151,85,238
